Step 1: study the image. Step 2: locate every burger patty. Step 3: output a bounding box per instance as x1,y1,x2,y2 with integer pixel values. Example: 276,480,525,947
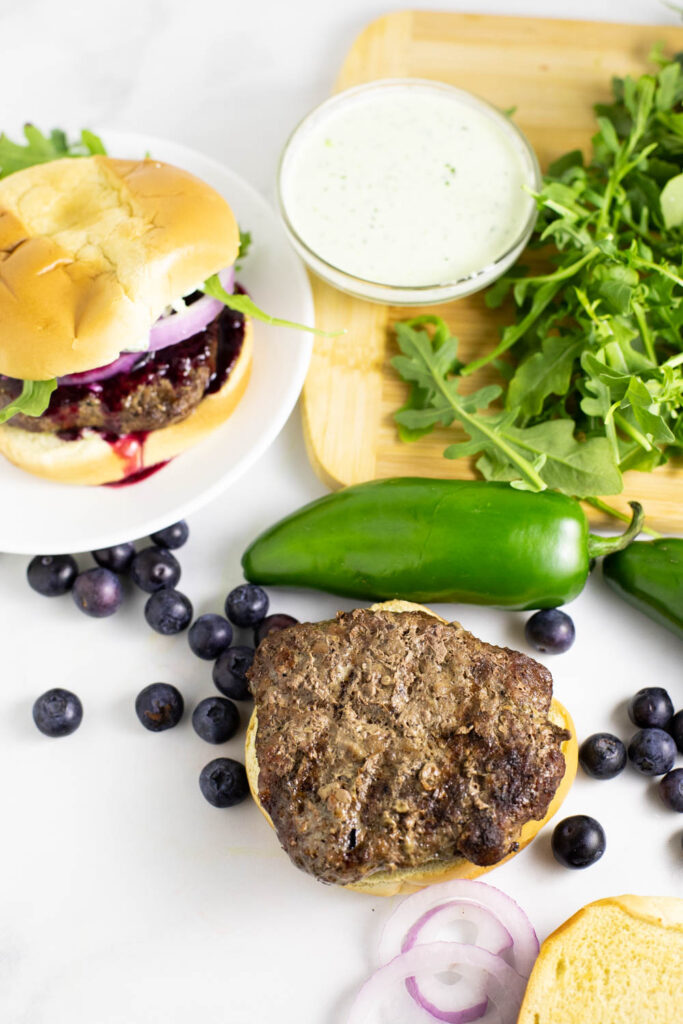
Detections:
0,307,244,436
249,608,570,886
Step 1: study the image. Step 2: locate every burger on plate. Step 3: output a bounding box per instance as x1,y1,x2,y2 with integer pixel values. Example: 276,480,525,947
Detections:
0,150,253,485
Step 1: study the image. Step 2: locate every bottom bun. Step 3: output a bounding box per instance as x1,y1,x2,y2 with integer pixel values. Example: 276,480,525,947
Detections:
0,318,253,486
245,600,578,897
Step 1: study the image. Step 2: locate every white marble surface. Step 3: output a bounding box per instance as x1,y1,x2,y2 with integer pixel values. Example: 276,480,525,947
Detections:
1,1,682,1021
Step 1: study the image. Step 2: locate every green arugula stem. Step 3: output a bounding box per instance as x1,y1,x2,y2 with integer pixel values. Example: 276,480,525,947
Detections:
632,300,656,363
604,401,621,464
613,410,653,450
462,249,600,377
586,496,661,539
633,256,683,290
514,247,601,289
430,376,547,490
461,283,561,377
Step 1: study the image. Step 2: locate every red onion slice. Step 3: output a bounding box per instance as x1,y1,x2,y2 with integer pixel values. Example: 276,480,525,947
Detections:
405,972,487,1023
347,942,526,1024
58,351,142,387
377,880,539,980
146,265,235,353
404,903,512,957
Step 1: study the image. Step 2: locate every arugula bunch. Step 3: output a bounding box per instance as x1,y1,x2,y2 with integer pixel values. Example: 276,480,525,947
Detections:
393,47,683,498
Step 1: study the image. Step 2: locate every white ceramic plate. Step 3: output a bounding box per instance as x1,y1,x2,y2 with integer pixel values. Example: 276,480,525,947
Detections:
0,132,314,555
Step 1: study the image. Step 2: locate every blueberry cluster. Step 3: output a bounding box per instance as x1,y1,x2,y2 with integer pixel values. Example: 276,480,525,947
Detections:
553,687,683,869
26,521,191,625
27,528,299,810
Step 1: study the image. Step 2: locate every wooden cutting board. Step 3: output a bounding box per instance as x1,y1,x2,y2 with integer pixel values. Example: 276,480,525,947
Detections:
301,10,683,530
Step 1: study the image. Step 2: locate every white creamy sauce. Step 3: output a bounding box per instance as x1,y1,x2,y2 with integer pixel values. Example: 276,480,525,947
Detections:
281,84,536,287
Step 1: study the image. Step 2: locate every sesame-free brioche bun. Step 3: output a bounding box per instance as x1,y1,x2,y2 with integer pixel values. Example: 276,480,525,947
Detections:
517,894,683,1023
245,600,577,897
0,155,239,380
0,317,252,485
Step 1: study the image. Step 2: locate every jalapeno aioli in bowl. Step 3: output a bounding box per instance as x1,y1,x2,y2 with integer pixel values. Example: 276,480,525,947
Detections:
277,79,540,304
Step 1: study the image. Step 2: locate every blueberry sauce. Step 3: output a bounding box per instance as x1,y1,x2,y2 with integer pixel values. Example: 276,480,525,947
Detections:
105,461,170,487
46,306,244,419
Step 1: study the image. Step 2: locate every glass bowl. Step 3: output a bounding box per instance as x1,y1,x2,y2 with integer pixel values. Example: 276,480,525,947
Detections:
277,78,541,306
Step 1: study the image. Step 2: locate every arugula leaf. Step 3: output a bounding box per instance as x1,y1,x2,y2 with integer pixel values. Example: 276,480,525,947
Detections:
0,124,107,179
506,335,584,419
0,379,57,425
202,274,343,337
235,228,252,272
472,420,622,496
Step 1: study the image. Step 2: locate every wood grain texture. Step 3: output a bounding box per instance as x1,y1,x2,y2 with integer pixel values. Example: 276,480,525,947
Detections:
301,10,683,528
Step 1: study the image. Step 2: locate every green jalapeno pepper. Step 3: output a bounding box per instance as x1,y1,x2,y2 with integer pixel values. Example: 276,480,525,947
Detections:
603,539,683,640
242,478,643,610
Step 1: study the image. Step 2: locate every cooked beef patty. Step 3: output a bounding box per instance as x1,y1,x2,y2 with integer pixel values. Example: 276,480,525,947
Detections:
249,608,569,886
0,307,244,436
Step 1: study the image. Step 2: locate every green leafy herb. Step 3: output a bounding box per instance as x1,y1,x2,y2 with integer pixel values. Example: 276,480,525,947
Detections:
203,274,344,336
235,229,252,272
0,124,107,179
392,321,621,496
0,380,57,425
392,49,683,499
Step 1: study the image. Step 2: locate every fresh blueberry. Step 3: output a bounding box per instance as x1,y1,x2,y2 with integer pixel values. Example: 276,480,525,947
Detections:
669,710,683,754
27,554,78,597
92,543,135,573
130,547,180,592
225,584,269,628
213,646,255,700
254,613,298,646
150,521,189,550
144,589,193,635
579,733,627,780
628,728,677,776
659,769,683,812
524,609,575,654
188,614,233,660
135,683,184,732
33,688,83,737
72,568,123,618
628,687,674,729
199,757,249,807
551,815,606,868
192,697,240,744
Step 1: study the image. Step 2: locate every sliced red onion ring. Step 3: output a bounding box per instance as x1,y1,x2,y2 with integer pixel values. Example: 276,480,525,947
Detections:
404,903,512,958
347,942,526,1024
378,880,539,980
405,972,487,1023
57,351,143,387
58,266,235,386
146,265,235,353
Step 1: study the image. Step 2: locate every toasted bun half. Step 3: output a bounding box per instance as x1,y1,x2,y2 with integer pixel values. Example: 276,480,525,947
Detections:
518,895,683,1023
245,600,578,896
0,317,252,485
0,155,239,380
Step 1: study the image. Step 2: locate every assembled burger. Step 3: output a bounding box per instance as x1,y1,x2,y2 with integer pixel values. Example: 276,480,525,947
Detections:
0,153,252,484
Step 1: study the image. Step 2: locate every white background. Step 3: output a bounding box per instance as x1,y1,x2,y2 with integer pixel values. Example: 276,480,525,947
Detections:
1,1,681,1021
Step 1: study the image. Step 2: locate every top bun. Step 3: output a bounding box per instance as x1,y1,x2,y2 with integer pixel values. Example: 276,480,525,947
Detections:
0,156,239,380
